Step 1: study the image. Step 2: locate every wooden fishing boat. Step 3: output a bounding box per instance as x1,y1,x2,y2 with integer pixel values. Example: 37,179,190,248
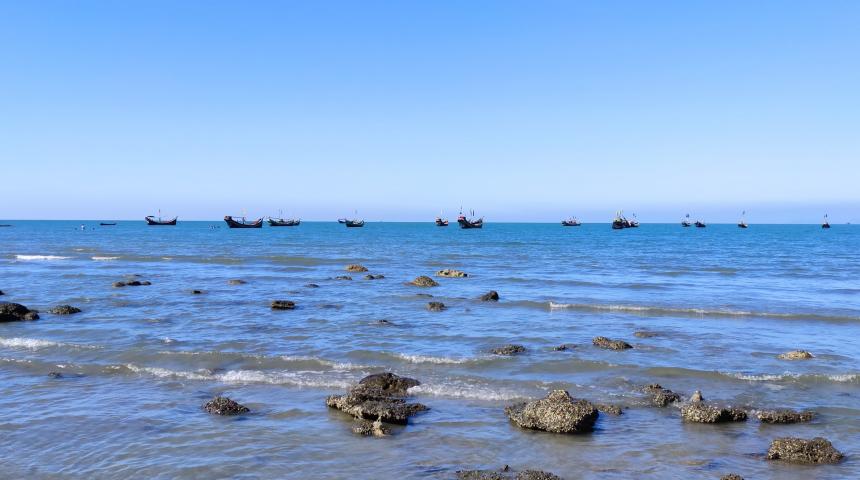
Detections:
145,210,177,226
695,220,707,228
612,211,635,229
100,222,117,226
561,217,581,226
268,218,300,227
457,209,483,229
738,211,748,228
681,214,692,227
822,214,831,229
224,215,263,228
345,219,365,228
435,218,449,226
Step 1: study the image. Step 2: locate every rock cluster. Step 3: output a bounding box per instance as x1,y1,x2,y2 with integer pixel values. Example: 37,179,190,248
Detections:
491,344,526,356
352,418,390,437
113,280,151,287
345,264,368,272
766,437,843,464
48,305,81,315
0,303,39,322
480,290,499,301
326,373,427,425
427,301,446,312
644,384,681,407
680,403,747,423
457,466,563,480
203,396,250,415
436,269,468,278
271,300,296,310
410,276,439,287
592,336,632,350
505,390,598,434
777,350,814,360
756,409,815,424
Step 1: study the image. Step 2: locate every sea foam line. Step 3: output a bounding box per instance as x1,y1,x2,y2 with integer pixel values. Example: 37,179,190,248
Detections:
724,371,859,383
123,364,356,388
15,255,71,261
393,353,479,365
0,337,99,350
92,256,120,261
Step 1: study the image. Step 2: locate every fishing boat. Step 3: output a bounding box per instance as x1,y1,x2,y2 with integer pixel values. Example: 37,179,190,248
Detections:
738,211,748,228
435,210,449,226
100,222,117,226
628,213,640,228
612,211,636,229
681,214,692,227
345,219,365,228
337,218,348,224
822,214,831,229
268,210,300,227
145,209,177,225
695,220,707,228
224,215,263,228
561,217,581,226
457,209,483,229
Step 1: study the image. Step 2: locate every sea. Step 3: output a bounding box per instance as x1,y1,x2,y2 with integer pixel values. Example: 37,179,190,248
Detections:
1,221,858,479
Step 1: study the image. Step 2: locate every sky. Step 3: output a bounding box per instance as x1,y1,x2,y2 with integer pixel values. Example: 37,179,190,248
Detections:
0,1,858,222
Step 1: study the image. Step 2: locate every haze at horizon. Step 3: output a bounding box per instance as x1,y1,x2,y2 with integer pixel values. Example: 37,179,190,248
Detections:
1,1,858,223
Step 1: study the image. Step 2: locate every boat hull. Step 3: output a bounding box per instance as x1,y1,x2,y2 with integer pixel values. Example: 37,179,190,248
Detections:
145,216,177,226
267,218,300,227
224,216,263,228
345,220,364,227
458,218,483,229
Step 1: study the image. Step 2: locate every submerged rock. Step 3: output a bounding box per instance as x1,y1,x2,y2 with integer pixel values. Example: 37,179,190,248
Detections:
352,417,391,437
203,396,250,415
456,466,563,480
113,280,151,287
756,409,815,424
326,373,427,425
427,301,446,312
227,279,246,285
410,276,439,287
270,300,296,310
480,290,500,301
364,274,385,280
681,403,747,423
644,384,681,407
505,390,598,434
633,330,658,338
777,350,814,360
593,336,632,350
48,371,64,379
436,269,468,278
0,290,4,295
334,275,353,281
345,264,368,272
553,344,576,351
191,289,204,294
48,305,81,315
766,437,843,464
305,283,320,288
491,344,526,356
374,319,395,326
720,475,744,480
596,403,624,415
0,302,39,322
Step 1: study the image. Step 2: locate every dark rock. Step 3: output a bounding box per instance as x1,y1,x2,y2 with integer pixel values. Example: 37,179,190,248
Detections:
346,264,368,272
766,437,843,464
592,336,632,350
553,344,576,351
271,300,296,310
0,302,39,322
427,301,446,312
358,372,419,396
0,290,4,295
351,418,390,437
227,279,246,285
644,384,681,407
375,319,395,326
436,269,468,278
491,344,526,356
48,305,81,315
756,409,815,424
203,396,250,415
191,289,204,294
48,371,63,379
415,293,433,298
456,467,563,480
480,290,500,301
305,283,320,288
681,403,747,423
596,403,623,415
633,330,658,338
334,275,353,281
411,276,439,287
720,475,744,480
777,350,814,360
505,390,598,434
364,274,385,280
113,280,151,287
326,374,427,425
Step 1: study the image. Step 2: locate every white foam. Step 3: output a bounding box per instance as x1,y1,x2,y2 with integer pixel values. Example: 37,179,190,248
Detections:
0,338,61,349
725,371,859,383
15,255,71,261
124,364,356,388
92,256,120,261
394,353,477,365
408,383,526,401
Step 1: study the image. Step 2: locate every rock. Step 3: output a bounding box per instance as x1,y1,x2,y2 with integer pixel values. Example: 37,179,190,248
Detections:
633,331,657,338
436,269,468,278
113,280,151,287
48,305,81,315
352,418,391,437
480,290,500,301
271,300,296,310
766,437,843,464
456,466,563,480
346,264,368,272
375,319,395,326
334,275,352,281
191,289,204,294
364,274,385,280
681,403,747,423
553,344,576,351
203,396,250,415
491,344,526,356
227,279,246,285
410,276,439,287
645,384,681,407
592,336,632,350
427,301,446,312
505,390,598,434
48,371,63,379
756,409,815,424
690,390,704,403
596,403,623,415
326,373,427,424
305,283,320,288
0,302,40,322
777,350,814,360
0,290,4,295
720,475,744,480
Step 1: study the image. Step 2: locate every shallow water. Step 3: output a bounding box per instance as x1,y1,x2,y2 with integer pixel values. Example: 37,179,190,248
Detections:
1,221,858,479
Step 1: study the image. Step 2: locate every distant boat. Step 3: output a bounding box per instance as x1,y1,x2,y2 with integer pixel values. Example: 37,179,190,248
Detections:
224,215,263,228
435,210,449,226
738,211,748,228
695,220,707,228
681,214,692,227
457,209,483,229
268,210,300,227
628,213,640,228
612,210,636,229
100,222,117,226
561,217,581,226
337,218,348,224
145,209,177,226
342,211,365,228
822,214,831,229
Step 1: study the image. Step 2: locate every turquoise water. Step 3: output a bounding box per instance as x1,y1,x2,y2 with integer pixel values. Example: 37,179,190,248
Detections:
1,221,858,478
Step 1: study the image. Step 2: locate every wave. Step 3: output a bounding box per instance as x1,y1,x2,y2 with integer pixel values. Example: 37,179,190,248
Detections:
724,371,859,383
408,382,529,401
0,337,99,350
393,353,482,365
122,364,356,388
15,255,71,261
92,256,120,261
546,302,860,322
155,350,367,371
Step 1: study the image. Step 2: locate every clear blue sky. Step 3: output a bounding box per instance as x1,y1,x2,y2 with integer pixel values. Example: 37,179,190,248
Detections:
1,1,858,222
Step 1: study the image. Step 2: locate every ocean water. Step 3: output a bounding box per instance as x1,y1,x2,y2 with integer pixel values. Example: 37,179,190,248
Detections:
0,221,858,479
